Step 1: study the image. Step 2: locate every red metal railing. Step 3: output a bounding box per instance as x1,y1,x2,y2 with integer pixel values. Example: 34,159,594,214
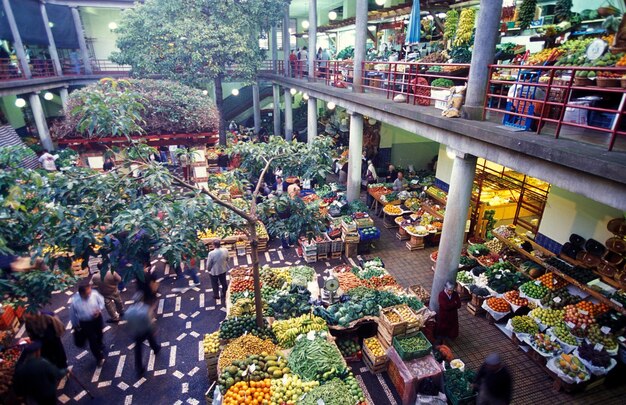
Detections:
0,58,23,80
0,57,131,81
30,59,57,78
484,64,626,151
91,59,132,74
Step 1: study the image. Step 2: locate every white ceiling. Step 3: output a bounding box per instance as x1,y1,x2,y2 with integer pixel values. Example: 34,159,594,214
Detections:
289,0,346,18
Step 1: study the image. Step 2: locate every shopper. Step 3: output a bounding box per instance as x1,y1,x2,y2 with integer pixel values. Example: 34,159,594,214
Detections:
289,49,298,77
319,48,330,78
217,149,229,172
339,161,349,185
206,240,229,301
366,160,378,184
38,151,58,171
13,341,67,405
474,353,513,405
103,156,115,172
435,281,461,343
386,164,398,182
172,255,201,293
23,311,68,369
287,179,301,199
91,266,125,323
393,171,407,192
158,145,169,164
126,292,161,376
274,176,287,195
70,281,106,366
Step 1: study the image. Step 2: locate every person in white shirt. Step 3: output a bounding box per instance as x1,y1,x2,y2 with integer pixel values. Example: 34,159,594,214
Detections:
206,240,230,301
38,152,58,171
70,281,106,366
393,171,407,192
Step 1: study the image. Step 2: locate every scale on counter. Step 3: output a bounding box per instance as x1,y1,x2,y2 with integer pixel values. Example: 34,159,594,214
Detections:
323,277,340,304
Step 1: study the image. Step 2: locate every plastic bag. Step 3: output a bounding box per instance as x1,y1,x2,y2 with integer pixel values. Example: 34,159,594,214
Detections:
415,392,447,405
212,385,223,405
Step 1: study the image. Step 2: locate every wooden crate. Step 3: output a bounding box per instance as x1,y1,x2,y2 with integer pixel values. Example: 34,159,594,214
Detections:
363,350,388,373
330,251,342,259
317,252,329,260
466,301,485,317
406,234,425,251
376,331,392,350
380,308,408,336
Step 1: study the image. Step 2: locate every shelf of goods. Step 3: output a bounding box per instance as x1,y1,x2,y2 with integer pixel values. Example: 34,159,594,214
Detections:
199,222,269,254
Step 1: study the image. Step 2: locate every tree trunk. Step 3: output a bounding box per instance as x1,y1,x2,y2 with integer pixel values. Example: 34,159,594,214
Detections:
214,75,227,146
248,221,264,328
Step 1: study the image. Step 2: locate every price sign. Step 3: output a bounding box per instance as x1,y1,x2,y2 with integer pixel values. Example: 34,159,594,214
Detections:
535,280,542,286
566,321,576,329
318,400,326,405
243,291,249,298
499,258,504,263
610,298,623,307
594,343,604,351
578,309,589,316
495,274,502,279
553,297,562,303
307,330,316,341
249,363,256,372
601,326,611,335
618,336,626,343
553,279,558,285
581,323,587,330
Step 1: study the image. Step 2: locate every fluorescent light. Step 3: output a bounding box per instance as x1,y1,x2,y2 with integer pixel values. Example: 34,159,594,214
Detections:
290,88,297,95
108,22,118,30
368,25,376,31
202,90,208,95
446,147,457,160
327,101,336,110
375,0,386,6
303,93,309,100
44,92,54,101
302,20,309,29
328,11,337,21
231,89,239,96
48,22,54,28
15,98,26,108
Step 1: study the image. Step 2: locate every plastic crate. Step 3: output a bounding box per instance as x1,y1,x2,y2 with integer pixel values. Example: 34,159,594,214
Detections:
358,227,381,242
392,332,432,361
316,234,331,254
444,386,476,405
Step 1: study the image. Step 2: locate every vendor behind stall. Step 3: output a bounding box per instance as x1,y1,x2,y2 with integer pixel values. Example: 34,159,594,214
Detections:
392,171,407,192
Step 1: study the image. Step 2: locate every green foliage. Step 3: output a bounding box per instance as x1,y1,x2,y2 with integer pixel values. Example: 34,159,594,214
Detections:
337,46,354,60
555,0,573,22
431,78,455,88
518,0,538,31
257,194,327,245
449,46,472,63
52,79,218,139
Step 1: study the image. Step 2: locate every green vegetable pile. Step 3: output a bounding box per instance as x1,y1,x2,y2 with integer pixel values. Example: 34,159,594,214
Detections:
300,379,354,405
289,265,316,286
487,264,529,293
337,339,360,357
460,256,478,267
288,335,347,381
445,368,476,400
541,288,581,309
219,316,275,341
353,266,386,279
231,286,278,305
469,244,490,256
269,285,311,320
457,271,474,284
343,373,366,404
520,281,549,299
394,333,431,359
314,300,379,327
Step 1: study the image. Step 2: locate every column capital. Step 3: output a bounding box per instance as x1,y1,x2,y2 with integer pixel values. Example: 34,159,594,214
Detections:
446,146,476,162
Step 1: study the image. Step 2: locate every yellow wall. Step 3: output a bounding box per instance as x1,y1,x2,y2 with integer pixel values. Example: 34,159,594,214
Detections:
1,96,26,128
435,143,453,184
538,186,624,245
80,8,122,60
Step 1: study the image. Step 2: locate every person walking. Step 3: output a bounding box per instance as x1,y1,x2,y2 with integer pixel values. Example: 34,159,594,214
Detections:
172,255,201,293
474,353,513,405
125,292,161,376
435,281,462,344
13,341,67,405
206,240,229,301
70,281,106,366
91,267,125,323
23,311,68,369
319,48,330,78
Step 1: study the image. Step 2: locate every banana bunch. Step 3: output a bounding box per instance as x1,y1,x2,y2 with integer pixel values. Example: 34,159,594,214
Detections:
203,332,220,356
453,8,475,47
272,314,328,348
229,298,256,317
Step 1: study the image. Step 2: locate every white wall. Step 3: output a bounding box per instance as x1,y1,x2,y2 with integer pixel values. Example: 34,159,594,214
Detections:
435,143,454,185
538,185,625,245
80,8,122,60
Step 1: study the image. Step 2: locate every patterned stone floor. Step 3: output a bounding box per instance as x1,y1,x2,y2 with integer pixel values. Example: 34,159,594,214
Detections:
19,192,624,404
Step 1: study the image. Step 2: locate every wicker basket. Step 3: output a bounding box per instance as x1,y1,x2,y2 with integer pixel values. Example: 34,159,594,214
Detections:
596,77,620,88
621,78,626,89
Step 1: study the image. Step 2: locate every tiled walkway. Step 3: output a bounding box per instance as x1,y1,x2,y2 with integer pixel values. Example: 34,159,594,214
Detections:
21,193,624,404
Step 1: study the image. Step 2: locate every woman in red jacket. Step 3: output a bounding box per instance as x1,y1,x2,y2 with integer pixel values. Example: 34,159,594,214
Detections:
436,281,462,344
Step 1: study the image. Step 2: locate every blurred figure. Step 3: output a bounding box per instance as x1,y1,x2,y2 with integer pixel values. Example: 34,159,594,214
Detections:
206,240,230,301
13,341,67,405
38,151,58,171
24,311,67,369
126,292,160,376
91,266,125,323
103,156,115,171
474,353,513,405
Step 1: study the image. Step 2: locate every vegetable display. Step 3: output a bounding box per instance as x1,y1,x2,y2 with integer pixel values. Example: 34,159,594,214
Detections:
300,379,355,405
337,339,360,357
518,0,538,31
270,374,319,404
444,368,476,401
219,316,274,340
469,244,490,257
217,334,277,373
268,285,311,320
271,314,328,348
453,8,476,47
540,288,580,309
444,9,459,41
288,334,347,381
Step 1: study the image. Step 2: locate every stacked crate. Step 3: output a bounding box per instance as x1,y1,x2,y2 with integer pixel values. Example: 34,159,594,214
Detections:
300,239,317,263
362,336,389,374
316,234,331,260
206,351,219,381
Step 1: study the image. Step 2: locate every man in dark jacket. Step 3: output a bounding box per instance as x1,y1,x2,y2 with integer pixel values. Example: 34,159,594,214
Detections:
14,341,67,405
474,353,513,405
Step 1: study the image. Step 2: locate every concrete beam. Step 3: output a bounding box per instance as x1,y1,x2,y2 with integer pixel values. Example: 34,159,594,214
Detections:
259,74,626,211
0,74,127,97
46,0,137,7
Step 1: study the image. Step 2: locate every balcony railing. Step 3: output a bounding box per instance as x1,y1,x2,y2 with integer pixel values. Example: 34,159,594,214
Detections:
263,59,625,151
0,58,131,81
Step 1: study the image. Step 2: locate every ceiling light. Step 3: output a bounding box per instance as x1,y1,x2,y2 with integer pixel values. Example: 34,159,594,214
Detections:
368,25,376,31
288,28,293,34
48,22,54,28
43,92,54,101
108,22,118,30
446,147,457,160
231,89,239,96
375,0,386,6
437,13,447,19
302,20,309,29
15,98,26,108
327,101,336,110
303,93,309,100
328,11,337,21
202,90,208,95
290,88,297,95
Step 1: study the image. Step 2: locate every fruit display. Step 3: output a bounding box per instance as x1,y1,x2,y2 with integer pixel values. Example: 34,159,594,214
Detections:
563,304,596,330
230,277,258,293
519,281,549,300
337,339,361,357
596,310,626,332
552,353,590,383
577,342,614,369
219,316,274,341
453,8,475,47
260,267,292,289
456,270,474,284
503,290,529,307
221,379,272,405
511,315,540,335
217,334,278,372
486,297,511,313
444,9,459,41
268,285,311,320
288,334,347,382
541,288,581,309
364,337,385,357
383,204,403,216
485,238,504,254
343,373,367,404
299,379,356,405
270,374,319,405
551,324,579,346
537,272,568,290
203,332,220,356
229,297,271,317
0,347,22,395
528,48,564,66
530,333,563,356
271,314,328,348
459,255,478,268
530,308,564,328
405,225,428,236
230,266,253,278
366,274,399,289
554,38,594,66
585,324,618,352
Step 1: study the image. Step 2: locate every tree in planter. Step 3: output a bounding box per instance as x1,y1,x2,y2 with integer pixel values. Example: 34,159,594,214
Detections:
111,0,290,145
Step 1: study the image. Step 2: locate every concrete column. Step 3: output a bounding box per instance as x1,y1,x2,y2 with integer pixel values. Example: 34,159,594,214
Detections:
307,97,317,143
430,150,477,312
343,0,356,19
308,0,317,80
347,112,363,202
40,1,62,76
59,87,69,109
464,0,503,120
353,0,368,93
252,83,261,134
284,89,293,141
70,6,93,74
29,93,54,151
271,25,278,73
283,5,291,77
2,0,31,78
272,84,281,137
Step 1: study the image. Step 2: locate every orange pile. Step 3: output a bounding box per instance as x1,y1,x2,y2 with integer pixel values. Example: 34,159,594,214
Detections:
223,379,271,405
503,290,529,307
230,277,258,293
575,301,609,317
537,272,568,290
486,297,510,313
